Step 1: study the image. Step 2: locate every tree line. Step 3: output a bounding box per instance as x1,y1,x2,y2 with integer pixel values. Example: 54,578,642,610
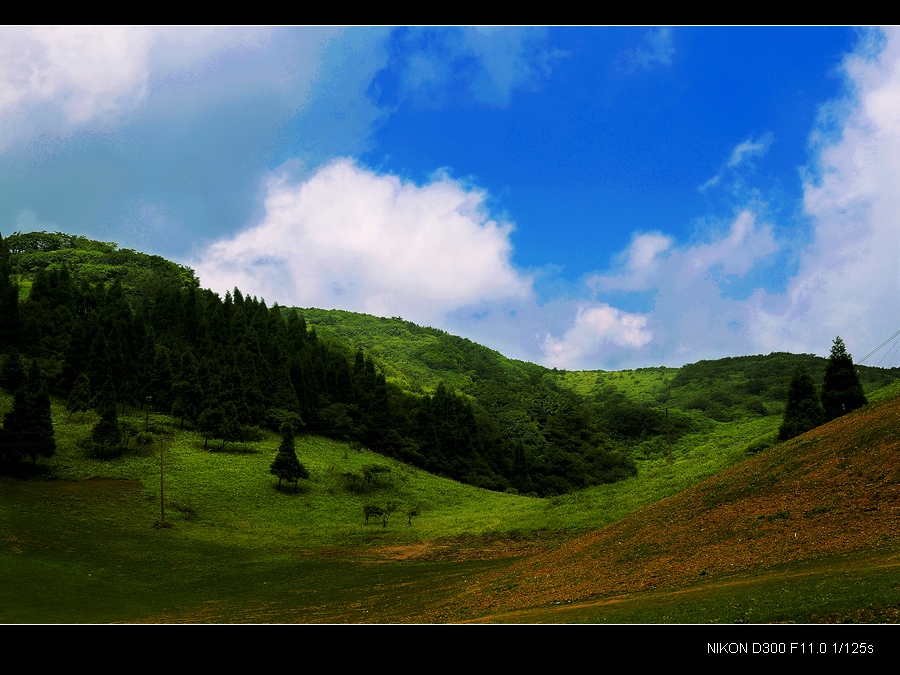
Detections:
779,336,868,441
0,231,637,495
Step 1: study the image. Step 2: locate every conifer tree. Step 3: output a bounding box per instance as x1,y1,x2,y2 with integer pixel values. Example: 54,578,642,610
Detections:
0,347,25,391
198,404,223,450
90,378,122,458
821,336,867,422
172,352,203,428
217,401,242,450
270,423,308,491
779,362,825,441
0,232,20,349
25,360,55,464
65,372,92,423
1,381,29,462
1,359,55,464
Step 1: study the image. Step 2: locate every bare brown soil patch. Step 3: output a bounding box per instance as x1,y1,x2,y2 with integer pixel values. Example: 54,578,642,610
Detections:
361,530,573,563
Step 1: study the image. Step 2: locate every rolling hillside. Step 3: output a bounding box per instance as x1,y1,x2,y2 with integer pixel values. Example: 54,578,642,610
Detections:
414,384,900,622
3,231,900,623
302,307,897,420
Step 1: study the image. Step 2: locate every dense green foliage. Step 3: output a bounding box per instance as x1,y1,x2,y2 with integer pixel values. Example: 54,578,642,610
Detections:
2,231,897,497
821,336,867,421
303,309,646,494
3,385,898,623
0,234,20,348
778,362,824,441
0,231,639,495
270,423,308,491
5,231,196,297
4,231,900,625
304,310,899,487
0,358,55,464
662,352,892,420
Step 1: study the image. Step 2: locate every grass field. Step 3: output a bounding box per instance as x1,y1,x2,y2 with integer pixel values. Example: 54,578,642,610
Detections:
2,388,897,623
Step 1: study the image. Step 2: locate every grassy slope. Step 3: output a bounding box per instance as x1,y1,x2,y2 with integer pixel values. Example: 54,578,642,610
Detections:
4,307,898,623
0,389,782,623
5,240,899,622
421,387,900,623
300,308,542,395
2,390,898,623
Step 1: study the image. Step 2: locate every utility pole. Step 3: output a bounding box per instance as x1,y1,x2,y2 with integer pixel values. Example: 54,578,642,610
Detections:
154,436,171,529
665,407,673,464
160,436,165,524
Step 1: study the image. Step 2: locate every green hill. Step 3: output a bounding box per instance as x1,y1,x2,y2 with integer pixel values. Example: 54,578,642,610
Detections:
2,379,898,623
421,382,900,623
2,231,899,623
301,307,542,395
305,306,896,420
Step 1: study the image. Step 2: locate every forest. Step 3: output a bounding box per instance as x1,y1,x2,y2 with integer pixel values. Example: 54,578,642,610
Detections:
2,231,897,497
0,231,642,496
3,230,900,625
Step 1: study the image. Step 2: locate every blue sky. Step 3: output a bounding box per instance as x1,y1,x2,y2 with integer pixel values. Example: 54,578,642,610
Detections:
1,26,897,369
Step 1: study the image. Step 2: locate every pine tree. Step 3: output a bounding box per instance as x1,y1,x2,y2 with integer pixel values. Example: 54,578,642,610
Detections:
0,232,20,349
90,378,122,458
25,360,55,465
172,352,204,428
1,359,55,464
65,372,91,423
821,336,867,422
270,423,308,491
1,384,29,462
0,347,25,391
779,362,825,441
218,401,242,450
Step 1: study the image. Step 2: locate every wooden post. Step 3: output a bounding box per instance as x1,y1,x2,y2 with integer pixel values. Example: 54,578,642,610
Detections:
666,407,673,464
159,436,165,524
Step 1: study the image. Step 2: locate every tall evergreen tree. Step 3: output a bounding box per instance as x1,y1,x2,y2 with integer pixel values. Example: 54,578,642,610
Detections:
65,372,92,423
90,378,122,458
269,422,308,491
1,359,55,464
25,360,55,465
779,362,825,441
821,336,867,422
172,352,204,428
0,232,21,349
0,347,25,392
217,401,242,450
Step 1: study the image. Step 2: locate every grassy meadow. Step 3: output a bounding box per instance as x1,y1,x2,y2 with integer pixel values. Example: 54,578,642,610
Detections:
2,365,898,623
1,387,787,623
3,235,899,623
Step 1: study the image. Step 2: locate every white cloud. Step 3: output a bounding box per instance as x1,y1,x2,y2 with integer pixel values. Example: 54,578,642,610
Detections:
621,27,675,73
463,27,562,105
0,26,154,125
591,211,777,295
542,304,652,369
727,133,773,167
574,29,900,368
376,27,561,110
0,26,274,147
750,27,900,358
700,133,773,193
449,210,781,371
192,159,531,327
590,232,673,292
569,210,781,367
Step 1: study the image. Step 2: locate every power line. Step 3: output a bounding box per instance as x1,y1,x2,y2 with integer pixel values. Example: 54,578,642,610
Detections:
858,329,900,365
877,334,900,369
